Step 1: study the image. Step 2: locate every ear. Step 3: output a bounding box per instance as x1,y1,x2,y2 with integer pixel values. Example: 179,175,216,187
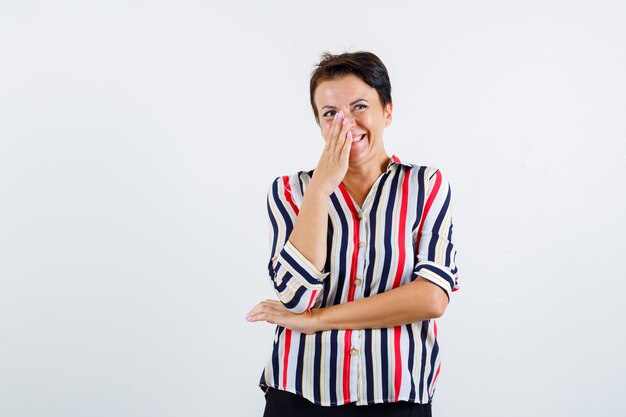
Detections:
384,102,393,127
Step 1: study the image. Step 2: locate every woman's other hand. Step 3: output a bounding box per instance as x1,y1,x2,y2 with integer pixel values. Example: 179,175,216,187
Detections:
246,300,320,335
311,111,353,196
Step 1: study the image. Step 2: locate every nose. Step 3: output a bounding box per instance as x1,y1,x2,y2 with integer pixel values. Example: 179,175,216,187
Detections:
340,109,356,127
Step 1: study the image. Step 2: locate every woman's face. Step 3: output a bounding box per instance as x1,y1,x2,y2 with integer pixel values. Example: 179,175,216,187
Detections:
314,74,392,167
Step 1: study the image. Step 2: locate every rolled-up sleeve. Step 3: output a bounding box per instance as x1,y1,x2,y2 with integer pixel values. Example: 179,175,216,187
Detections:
266,175,329,313
413,168,459,300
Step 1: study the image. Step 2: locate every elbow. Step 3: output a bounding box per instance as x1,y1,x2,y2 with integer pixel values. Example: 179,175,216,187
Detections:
429,289,449,319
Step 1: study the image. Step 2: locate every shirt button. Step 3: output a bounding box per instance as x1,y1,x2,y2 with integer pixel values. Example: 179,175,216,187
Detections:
357,212,364,220
358,241,365,248
350,347,358,356
354,278,362,286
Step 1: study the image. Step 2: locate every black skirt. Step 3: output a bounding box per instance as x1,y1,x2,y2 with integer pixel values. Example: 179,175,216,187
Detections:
263,387,432,417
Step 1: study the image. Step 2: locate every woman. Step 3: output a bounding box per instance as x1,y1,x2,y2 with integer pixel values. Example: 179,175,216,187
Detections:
246,51,459,417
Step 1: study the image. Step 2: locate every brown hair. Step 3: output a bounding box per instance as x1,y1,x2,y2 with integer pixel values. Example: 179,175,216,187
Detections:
309,51,392,125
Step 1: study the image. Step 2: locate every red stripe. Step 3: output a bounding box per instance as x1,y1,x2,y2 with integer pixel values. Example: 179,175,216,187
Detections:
282,328,291,389
416,170,442,251
279,176,298,390
392,170,410,401
338,183,363,403
434,320,438,338
392,170,410,289
282,176,299,215
305,290,317,310
429,362,442,396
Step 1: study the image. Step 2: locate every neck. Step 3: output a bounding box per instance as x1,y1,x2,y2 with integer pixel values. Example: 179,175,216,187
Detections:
344,152,391,185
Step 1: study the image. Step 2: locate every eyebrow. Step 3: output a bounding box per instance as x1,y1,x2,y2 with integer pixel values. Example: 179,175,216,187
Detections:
321,99,368,110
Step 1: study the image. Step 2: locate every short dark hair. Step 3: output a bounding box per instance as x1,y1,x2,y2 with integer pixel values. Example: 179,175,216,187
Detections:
309,51,392,125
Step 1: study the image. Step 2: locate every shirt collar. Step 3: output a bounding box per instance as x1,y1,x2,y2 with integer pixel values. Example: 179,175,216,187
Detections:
386,154,413,172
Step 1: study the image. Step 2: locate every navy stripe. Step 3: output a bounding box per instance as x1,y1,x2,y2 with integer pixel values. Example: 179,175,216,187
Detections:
313,332,322,404
445,222,453,267
418,320,429,403
406,323,416,401
426,336,439,402
377,168,401,293
322,217,334,307
274,271,291,292
364,328,374,402
282,285,307,309
272,178,294,233
330,193,349,306
272,325,284,385
295,333,306,393
428,187,450,261
329,330,338,405
415,263,455,291
412,167,426,233
297,172,304,197
278,248,323,286
364,171,390,297
380,327,389,399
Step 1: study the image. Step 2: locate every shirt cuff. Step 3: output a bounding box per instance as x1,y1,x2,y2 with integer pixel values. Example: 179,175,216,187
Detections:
413,260,458,300
275,240,330,286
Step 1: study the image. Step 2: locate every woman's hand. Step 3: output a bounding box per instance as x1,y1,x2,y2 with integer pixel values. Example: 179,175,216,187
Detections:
310,111,354,196
246,300,320,335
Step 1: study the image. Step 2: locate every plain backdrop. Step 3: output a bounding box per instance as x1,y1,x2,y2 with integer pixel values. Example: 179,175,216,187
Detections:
1,1,625,416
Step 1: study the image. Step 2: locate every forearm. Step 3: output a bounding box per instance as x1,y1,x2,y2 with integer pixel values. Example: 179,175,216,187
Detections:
314,278,448,330
287,180,329,272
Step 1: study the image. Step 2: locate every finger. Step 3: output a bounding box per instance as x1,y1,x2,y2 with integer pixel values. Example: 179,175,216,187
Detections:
334,116,350,156
340,130,353,160
330,111,344,148
323,112,341,151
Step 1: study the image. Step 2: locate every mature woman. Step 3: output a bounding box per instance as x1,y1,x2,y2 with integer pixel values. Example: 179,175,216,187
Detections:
246,51,459,417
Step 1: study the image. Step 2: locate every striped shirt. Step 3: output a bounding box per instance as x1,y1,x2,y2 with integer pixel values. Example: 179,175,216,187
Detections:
258,154,459,406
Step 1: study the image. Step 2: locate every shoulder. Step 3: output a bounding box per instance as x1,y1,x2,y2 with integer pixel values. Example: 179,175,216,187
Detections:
402,163,453,195
266,169,313,201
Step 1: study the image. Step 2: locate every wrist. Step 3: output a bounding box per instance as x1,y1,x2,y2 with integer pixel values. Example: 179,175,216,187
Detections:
309,307,325,333
307,178,334,197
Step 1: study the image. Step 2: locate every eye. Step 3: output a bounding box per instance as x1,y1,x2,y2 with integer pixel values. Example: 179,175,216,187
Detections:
322,110,336,118
354,104,368,111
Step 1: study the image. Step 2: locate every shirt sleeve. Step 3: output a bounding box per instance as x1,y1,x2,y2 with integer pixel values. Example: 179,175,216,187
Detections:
412,168,459,300
266,175,329,313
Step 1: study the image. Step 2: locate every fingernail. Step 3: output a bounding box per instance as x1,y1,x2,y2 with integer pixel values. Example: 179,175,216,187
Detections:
338,111,344,118
245,314,251,321
343,117,348,125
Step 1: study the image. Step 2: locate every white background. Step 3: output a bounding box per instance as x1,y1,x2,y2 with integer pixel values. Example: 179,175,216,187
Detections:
1,1,625,416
